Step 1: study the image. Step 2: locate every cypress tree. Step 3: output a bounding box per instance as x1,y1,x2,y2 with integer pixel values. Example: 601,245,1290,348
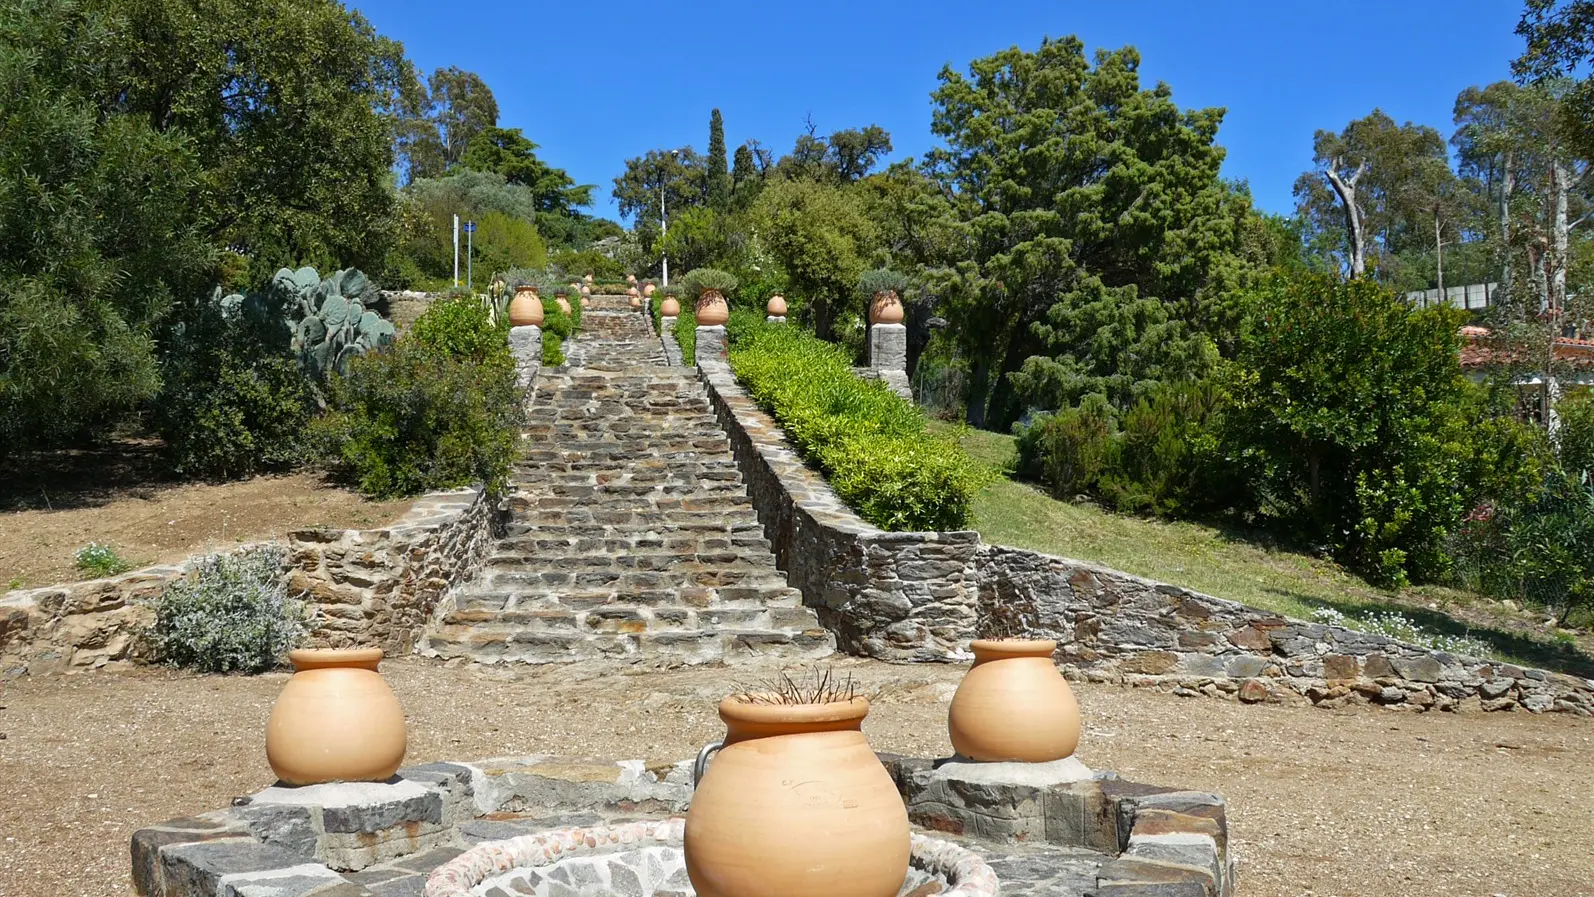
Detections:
706,108,730,210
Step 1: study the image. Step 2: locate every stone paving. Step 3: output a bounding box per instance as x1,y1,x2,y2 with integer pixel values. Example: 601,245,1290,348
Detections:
417,296,832,666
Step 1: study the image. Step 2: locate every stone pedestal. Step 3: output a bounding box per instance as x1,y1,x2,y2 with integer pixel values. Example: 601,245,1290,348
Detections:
766,315,786,324
696,325,728,364
661,315,677,331
508,325,542,388
869,322,907,372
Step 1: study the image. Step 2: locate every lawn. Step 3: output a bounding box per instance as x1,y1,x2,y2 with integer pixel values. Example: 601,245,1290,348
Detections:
929,421,1594,676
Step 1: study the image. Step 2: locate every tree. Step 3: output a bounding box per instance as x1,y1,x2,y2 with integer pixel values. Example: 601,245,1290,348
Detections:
112,0,415,279
397,170,545,280
1225,273,1472,585
402,66,499,180
612,147,707,266
460,126,601,249
926,38,1240,430
0,0,212,455
753,178,879,340
1293,111,1457,282
1517,0,1594,159
731,144,763,209
826,125,894,182
706,108,731,211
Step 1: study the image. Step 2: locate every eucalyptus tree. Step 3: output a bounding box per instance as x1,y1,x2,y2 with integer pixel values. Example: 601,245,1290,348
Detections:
924,37,1241,429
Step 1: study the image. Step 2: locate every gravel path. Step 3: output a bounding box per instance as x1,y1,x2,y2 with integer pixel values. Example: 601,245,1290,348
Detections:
1,656,1589,897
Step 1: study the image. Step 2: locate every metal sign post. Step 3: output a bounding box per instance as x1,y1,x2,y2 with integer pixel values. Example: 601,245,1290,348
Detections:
463,220,476,291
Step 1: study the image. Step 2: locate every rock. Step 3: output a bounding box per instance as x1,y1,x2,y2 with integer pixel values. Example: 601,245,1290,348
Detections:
1237,679,1271,704
1481,697,1517,712
1480,678,1514,699
1375,687,1407,705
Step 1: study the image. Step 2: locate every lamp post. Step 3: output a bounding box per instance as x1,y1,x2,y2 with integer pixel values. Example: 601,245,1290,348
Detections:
661,149,679,287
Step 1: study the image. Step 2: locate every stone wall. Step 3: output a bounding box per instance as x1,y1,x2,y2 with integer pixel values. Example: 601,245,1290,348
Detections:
697,356,1594,715
288,487,502,656
0,488,502,675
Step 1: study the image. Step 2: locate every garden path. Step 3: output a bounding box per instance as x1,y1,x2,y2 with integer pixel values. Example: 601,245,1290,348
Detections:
418,295,833,664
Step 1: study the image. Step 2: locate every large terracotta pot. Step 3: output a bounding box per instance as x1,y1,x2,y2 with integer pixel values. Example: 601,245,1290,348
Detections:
695,290,730,326
643,283,656,298
767,294,788,317
265,648,406,786
660,296,681,317
686,697,909,897
508,286,544,327
629,294,642,309
948,639,1080,763
869,290,904,325
555,296,572,315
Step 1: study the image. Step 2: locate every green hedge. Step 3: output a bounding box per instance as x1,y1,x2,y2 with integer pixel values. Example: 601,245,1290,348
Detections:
728,322,980,531
652,293,696,365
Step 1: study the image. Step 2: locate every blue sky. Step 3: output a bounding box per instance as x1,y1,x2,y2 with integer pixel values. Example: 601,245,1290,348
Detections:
352,0,1527,224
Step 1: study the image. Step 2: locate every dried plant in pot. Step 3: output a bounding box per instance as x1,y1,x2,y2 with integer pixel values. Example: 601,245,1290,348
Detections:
686,670,909,897
507,280,544,327
859,269,910,325
680,267,737,327
265,648,407,785
659,285,682,317
947,615,1080,763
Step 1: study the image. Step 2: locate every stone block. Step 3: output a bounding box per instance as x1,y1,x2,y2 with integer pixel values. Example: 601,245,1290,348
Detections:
695,326,727,362
1391,655,1441,683
133,816,252,897
161,838,310,897
1125,832,1221,892
216,864,349,897
1223,655,1268,678
234,804,318,859
868,323,907,372
1096,856,1214,896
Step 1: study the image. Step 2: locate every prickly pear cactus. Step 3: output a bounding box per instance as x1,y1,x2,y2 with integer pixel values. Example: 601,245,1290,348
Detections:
268,266,395,378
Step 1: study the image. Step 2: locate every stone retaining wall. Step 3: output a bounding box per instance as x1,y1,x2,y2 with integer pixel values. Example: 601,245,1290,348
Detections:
696,356,1594,715
0,488,502,676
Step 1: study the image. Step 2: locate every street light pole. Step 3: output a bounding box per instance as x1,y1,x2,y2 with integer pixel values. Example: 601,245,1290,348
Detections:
661,149,679,287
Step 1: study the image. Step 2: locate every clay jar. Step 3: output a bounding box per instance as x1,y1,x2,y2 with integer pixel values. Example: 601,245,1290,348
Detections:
685,696,909,897
508,286,544,327
266,648,407,786
766,294,788,317
947,639,1080,763
695,290,730,326
555,295,572,315
642,283,656,298
660,296,681,317
869,289,904,325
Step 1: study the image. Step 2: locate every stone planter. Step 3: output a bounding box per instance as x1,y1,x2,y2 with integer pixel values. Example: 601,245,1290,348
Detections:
767,294,788,317
695,290,730,327
660,297,681,317
948,639,1080,763
508,286,544,327
869,290,904,325
265,648,407,786
686,696,909,897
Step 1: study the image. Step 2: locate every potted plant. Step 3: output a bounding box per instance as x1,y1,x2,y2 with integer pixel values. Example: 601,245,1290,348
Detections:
553,286,573,315
685,672,909,897
680,268,737,327
947,618,1080,763
859,269,910,325
265,648,407,786
642,279,658,298
627,285,642,308
659,284,683,318
507,280,544,327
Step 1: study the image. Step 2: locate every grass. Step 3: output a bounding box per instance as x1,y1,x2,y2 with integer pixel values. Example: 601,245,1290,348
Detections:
930,420,1594,676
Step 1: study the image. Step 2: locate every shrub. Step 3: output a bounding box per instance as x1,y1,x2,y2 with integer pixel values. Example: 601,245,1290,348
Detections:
1309,608,1493,658
409,296,510,363
145,547,304,674
680,267,738,298
857,268,911,297
730,323,980,531
75,543,134,578
542,331,566,365
1014,397,1116,500
542,304,574,341
313,340,524,499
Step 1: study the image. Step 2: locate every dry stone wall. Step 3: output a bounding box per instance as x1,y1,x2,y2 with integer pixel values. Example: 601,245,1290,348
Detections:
0,488,502,676
697,357,1594,716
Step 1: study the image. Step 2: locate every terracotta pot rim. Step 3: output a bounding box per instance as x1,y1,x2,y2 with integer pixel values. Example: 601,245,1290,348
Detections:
514,284,538,294
969,638,1057,658
719,695,870,725
288,647,384,671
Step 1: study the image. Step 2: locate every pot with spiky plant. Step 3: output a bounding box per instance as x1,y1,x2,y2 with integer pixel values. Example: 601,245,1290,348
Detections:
860,269,910,326
642,280,657,298
583,273,594,285
947,625,1080,763
659,285,682,318
508,281,544,327
552,287,573,316
767,293,788,317
681,268,737,327
685,671,909,897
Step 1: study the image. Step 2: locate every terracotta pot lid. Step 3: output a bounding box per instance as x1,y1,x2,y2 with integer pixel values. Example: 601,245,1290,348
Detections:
288,647,384,671
969,638,1057,658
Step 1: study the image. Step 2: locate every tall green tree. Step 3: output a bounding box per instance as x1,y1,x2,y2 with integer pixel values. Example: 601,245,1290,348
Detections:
460,126,601,248
753,178,879,340
399,66,498,181
113,0,415,279
731,144,763,209
925,37,1240,430
0,0,212,454
706,108,731,211
1517,0,1594,159
613,147,707,266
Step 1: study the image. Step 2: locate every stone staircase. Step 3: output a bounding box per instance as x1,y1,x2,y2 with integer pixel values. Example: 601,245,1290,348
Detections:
419,295,834,665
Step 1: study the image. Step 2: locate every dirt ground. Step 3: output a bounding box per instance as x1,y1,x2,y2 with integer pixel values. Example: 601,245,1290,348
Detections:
0,444,409,588
0,657,1589,897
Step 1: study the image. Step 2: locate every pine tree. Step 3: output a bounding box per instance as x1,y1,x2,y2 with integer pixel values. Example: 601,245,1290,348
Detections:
706,108,731,210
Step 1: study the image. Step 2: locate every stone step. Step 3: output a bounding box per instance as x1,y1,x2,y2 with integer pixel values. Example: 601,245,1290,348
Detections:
418,625,833,667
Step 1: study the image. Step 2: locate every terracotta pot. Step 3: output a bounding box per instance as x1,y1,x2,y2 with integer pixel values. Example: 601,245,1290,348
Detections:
583,273,594,284
660,297,681,317
686,696,909,897
767,294,788,317
626,274,638,284
643,283,656,298
948,639,1080,763
629,294,642,309
265,648,406,786
508,286,544,327
580,296,589,308
695,290,730,326
555,296,572,315
869,290,904,325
